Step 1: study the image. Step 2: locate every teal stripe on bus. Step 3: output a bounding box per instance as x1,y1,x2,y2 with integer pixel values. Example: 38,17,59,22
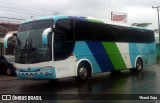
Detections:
73,41,102,73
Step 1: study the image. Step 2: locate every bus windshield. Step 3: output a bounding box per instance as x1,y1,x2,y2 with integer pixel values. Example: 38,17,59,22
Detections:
15,20,53,63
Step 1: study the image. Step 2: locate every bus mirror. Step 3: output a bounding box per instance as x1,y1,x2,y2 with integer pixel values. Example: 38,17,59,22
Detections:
4,33,17,49
42,28,52,45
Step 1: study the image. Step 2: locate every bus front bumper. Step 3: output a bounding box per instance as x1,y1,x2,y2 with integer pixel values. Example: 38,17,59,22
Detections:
16,67,56,80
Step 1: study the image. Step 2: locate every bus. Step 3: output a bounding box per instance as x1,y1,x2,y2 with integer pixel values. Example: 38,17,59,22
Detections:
4,15,156,81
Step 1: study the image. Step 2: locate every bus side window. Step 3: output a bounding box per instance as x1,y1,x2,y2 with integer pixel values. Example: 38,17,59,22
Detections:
56,19,74,41
54,34,66,61
56,19,75,58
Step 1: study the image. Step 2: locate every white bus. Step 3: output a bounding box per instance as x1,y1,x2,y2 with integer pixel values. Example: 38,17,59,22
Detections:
4,15,156,81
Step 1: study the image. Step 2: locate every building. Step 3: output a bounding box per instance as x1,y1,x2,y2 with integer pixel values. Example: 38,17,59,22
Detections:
0,21,19,55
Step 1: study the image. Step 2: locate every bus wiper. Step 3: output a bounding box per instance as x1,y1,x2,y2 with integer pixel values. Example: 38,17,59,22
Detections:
19,39,28,62
27,38,32,58
28,38,35,53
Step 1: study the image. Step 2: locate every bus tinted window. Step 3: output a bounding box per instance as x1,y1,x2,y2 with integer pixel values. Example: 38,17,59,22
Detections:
75,20,94,41
56,19,74,41
18,23,32,32
19,20,52,32
106,25,155,43
93,23,110,41
32,20,52,30
75,20,155,43
55,19,75,60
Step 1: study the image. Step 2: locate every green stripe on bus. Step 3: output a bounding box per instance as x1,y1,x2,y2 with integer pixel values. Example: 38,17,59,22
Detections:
87,18,104,23
102,42,127,70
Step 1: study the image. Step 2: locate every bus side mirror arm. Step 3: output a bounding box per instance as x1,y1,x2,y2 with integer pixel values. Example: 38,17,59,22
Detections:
42,28,52,45
4,33,17,48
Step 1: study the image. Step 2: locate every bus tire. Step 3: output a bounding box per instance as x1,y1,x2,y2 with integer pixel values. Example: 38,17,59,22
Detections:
75,62,90,81
130,58,143,72
136,58,143,71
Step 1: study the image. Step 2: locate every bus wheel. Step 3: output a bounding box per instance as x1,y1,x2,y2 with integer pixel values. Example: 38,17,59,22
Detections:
136,58,143,71
75,63,89,81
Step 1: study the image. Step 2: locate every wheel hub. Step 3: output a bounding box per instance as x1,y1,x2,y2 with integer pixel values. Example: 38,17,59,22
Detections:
79,67,87,79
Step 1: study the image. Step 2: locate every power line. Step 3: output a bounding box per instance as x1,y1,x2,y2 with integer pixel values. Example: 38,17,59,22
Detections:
145,0,160,5
129,0,152,6
122,0,160,6
0,1,61,17
130,0,160,6
0,16,25,21
0,2,60,17
143,0,158,5
0,1,53,13
0,5,51,15
0,9,47,16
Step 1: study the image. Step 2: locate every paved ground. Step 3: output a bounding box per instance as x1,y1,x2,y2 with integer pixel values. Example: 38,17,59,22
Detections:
0,64,160,103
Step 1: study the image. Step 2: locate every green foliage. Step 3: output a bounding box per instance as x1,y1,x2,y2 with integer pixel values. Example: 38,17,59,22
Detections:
131,23,152,27
154,29,159,33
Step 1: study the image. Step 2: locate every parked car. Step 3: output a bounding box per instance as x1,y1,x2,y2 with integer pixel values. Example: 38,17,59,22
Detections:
0,55,16,76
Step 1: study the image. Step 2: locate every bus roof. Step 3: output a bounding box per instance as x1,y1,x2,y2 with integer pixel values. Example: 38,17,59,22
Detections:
22,15,103,24
22,15,153,31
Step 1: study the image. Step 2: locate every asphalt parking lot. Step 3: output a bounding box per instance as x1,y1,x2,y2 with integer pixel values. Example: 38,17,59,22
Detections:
1,64,160,103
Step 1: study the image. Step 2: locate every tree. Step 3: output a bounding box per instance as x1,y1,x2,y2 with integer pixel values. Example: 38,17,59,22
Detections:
154,29,159,33
131,23,152,27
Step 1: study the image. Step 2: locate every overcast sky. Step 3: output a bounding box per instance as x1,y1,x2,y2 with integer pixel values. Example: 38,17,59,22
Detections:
0,0,160,29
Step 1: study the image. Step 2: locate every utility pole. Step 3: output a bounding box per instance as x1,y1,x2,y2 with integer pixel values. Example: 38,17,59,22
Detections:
111,11,113,21
152,6,160,43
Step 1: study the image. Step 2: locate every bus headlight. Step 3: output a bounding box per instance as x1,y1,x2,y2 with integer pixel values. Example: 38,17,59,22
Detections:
40,66,53,71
